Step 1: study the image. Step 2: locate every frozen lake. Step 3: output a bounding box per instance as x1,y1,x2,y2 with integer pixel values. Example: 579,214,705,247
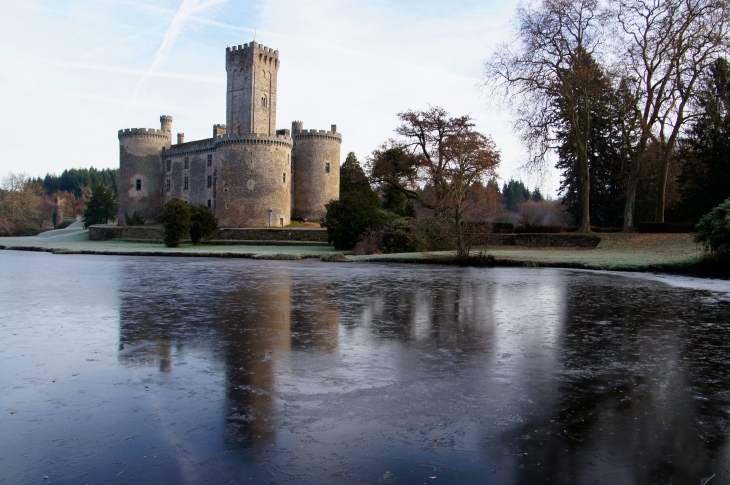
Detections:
2,251,730,484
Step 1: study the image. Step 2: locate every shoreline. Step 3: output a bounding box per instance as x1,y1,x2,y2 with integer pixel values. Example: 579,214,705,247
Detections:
1,229,725,279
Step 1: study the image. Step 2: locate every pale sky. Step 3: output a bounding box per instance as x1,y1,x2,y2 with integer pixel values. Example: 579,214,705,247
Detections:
0,0,561,195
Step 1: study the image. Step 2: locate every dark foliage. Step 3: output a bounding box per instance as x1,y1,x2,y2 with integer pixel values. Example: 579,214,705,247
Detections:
379,218,424,254
695,199,730,258
326,154,391,250
82,185,117,228
502,180,530,212
124,211,145,226
56,219,75,229
189,204,218,244
160,198,191,247
675,58,730,223
33,168,119,198
555,62,630,228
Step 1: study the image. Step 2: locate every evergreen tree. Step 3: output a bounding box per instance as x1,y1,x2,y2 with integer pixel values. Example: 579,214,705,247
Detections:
556,69,631,228
325,154,388,249
676,58,730,222
502,180,530,212
82,185,117,228
531,188,544,202
189,204,218,245
160,198,191,247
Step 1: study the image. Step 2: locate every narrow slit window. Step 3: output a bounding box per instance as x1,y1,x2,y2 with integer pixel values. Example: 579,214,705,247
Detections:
261,96,267,108
282,172,286,184
325,162,330,173
207,154,212,167
166,159,171,171
184,157,189,169
207,199,211,209
165,179,170,191
207,175,212,188
184,176,189,190
136,179,142,191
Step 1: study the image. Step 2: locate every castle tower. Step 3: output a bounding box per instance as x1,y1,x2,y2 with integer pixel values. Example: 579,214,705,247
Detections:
117,115,172,224
291,122,341,221
226,41,279,136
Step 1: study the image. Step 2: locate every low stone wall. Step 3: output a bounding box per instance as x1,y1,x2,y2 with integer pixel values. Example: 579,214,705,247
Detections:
89,225,329,243
89,225,165,241
217,228,328,242
480,233,601,247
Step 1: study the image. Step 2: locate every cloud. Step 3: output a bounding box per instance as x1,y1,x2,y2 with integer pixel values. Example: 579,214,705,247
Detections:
129,0,228,104
35,57,225,84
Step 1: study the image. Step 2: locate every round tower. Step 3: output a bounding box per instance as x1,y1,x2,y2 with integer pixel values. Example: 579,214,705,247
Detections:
117,117,171,224
160,115,173,133
291,122,341,221
214,133,293,227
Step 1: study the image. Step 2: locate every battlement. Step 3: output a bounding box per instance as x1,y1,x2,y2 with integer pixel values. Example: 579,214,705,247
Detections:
214,132,293,148
291,125,342,142
118,128,170,140
167,138,216,156
226,41,279,69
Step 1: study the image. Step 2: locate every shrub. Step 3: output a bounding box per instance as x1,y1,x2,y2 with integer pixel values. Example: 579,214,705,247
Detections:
189,204,218,244
55,219,75,229
413,218,456,251
160,198,191,247
320,253,348,262
514,224,568,234
324,190,392,250
252,253,302,260
695,199,730,258
353,231,382,255
378,218,424,254
124,210,146,226
492,222,514,233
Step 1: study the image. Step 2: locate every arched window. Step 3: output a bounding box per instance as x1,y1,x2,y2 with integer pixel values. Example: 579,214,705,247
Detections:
261,96,267,107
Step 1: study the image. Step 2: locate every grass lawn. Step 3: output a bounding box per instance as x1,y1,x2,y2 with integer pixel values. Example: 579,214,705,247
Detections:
1,228,718,276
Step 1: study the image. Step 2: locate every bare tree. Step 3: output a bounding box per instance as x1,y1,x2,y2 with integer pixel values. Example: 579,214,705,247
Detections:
614,0,730,227
368,107,500,257
0,173,43,236
484,0,608,232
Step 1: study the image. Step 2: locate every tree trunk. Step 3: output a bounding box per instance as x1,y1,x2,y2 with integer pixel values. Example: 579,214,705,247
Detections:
623,155,640,230
656,153,671,222
578,151,591,232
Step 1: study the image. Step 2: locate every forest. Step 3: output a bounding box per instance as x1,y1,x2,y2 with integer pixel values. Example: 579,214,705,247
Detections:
0,168,118,236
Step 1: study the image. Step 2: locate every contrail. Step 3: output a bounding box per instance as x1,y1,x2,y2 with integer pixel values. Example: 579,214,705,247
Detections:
128,0,226,107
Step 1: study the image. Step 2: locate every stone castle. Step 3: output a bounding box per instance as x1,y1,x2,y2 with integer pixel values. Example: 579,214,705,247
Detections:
117,41,341,227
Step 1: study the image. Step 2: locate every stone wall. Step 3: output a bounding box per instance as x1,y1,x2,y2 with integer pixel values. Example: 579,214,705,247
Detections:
214,134,292,227
292,126,341,221
89,225,165,241
164,139,216,209
89,224,327,242
481,233,601,247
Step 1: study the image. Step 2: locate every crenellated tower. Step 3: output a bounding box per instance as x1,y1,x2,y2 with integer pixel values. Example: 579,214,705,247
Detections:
226,41,280,136
117,115,172,224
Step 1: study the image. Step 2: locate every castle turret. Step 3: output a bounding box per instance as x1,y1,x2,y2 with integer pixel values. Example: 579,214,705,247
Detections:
291,122,341,221
213,124,227,137
117,122,171,224
160,115,173,133
226,41,280,136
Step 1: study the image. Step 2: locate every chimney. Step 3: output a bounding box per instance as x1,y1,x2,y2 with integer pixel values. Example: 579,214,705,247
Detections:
331,124,337,133
177,133,185,145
